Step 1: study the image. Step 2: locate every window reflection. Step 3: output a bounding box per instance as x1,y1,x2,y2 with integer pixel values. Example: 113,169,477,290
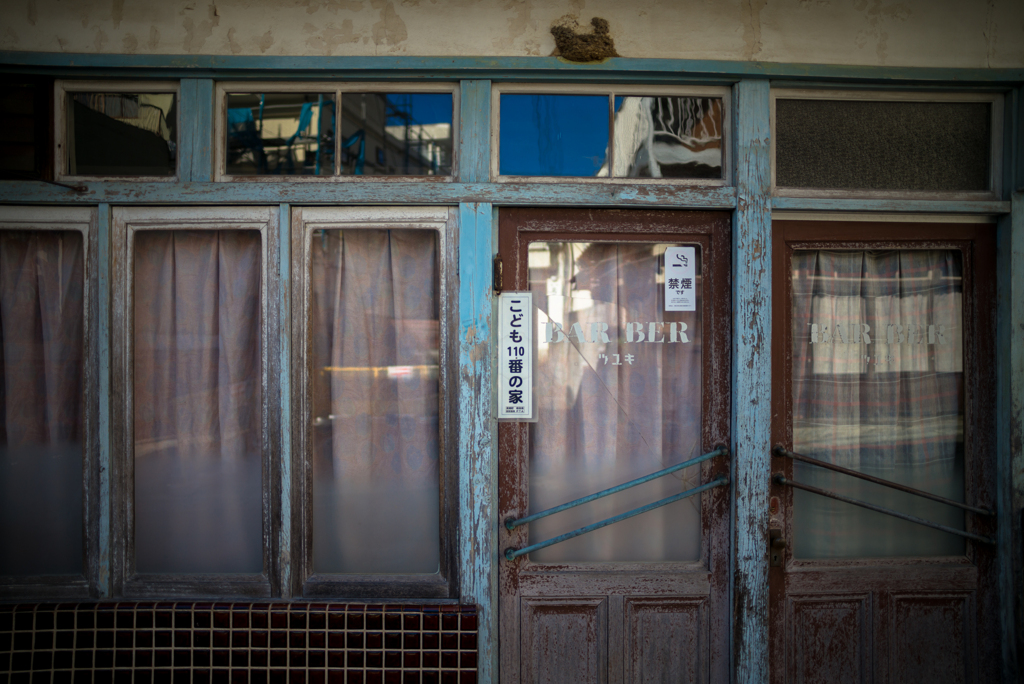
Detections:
340,93,452,176
69,92,177,176
612,97,723,178
227,93,335,176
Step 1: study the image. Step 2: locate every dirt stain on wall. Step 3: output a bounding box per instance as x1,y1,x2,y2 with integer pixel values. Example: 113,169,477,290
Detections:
371,0,407,50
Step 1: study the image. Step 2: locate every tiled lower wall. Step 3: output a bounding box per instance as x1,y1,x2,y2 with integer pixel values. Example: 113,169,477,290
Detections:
0,602,478,683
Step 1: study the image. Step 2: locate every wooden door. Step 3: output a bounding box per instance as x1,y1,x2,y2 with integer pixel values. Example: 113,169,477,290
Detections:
768,220,1002,684
497,209,732,683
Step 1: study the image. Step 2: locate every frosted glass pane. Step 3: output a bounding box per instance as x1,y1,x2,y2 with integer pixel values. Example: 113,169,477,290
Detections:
791,249,965,558
776,99,991,192
528,242,703,562
134,230,263,574
613,96,723,178
0,231,84,576
310,229,440,574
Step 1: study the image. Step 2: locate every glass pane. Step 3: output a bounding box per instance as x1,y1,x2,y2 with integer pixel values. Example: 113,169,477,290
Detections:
499,94,608,176
0,231,84,576
613,96,723,178
791,250,965,558
226,93,336,176
311,229,440,573
776,99,991,192
134,230,263,574
340,93,453,176
68,92,177,176
0,79,49,179
528,242,703,562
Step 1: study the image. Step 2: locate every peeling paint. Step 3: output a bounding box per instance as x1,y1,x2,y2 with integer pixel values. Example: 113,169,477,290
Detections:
304,19,358,54
26,0,37,26
147,25,160,50
226,26,242,54
122,32,138,53
256,29,274,53
742,0,767,60
93,27,108,51
111,0,124,29
371,0,407,49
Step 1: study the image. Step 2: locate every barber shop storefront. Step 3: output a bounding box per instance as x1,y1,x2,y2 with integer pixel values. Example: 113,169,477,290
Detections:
0,5,1022,681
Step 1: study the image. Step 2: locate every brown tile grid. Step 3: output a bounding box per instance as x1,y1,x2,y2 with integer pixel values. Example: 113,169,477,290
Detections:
0,602,478,684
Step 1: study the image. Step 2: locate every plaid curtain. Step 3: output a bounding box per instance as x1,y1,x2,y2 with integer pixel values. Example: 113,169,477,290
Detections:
791,249,965,558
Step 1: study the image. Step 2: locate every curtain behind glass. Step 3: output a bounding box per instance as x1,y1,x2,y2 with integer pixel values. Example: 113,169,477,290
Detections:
528,243,703,562
0,231,84,576
134,231,263,574
792,250,965,558
311,229,440,574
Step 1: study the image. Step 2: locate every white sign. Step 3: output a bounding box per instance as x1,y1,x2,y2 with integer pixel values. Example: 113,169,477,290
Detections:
498,292,533,420
665,246,696,312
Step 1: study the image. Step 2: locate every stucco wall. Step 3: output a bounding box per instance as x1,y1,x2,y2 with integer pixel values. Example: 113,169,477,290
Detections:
1,0,1022,68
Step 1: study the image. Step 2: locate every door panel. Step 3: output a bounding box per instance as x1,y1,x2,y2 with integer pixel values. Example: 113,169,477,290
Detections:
522,598,609,684
769,220,1000,684
624,597,708,684
786,594,870,684
498,209,731,684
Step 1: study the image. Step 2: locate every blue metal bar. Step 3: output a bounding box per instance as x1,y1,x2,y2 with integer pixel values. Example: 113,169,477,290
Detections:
505,446,727,531
774,446,993,516
773,475,996,545
504,477,729,561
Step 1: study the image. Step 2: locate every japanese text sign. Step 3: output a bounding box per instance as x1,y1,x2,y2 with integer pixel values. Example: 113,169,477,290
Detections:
665,246,697,312
499,292,533,420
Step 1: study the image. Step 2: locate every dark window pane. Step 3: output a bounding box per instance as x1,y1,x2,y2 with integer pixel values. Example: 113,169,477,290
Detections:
0,231,84,576
340,93,452,176
310,229,440,573
69,92,177,176
500,94,608,176
134,230,263,574
776,99,991,192
613,97,723,179
0,78,52,180
226,93,335,176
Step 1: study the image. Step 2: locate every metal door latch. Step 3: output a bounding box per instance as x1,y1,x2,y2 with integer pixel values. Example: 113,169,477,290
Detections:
770,527,786,567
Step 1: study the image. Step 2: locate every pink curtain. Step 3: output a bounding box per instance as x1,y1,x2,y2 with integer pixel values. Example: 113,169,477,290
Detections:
0,231,84,576
133,230,263,574
528,242,703,562
310,229,440,574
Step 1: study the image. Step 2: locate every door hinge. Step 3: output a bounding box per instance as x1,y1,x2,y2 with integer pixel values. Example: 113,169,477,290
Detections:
493,254,503,294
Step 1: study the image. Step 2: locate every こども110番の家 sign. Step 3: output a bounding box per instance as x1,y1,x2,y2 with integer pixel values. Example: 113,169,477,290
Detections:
499,292,533,420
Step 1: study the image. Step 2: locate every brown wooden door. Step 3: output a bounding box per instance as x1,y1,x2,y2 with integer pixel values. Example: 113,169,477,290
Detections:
768,220,1002,684
497,209,732,683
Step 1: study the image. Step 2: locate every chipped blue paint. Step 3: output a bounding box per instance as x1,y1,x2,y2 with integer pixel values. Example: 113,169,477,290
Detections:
179,79,214,182
459,81,491,184
730,79,772,684
0,180,738,208
2,51,1023,84
458,201,496,684
97,203,111,597
278,203,292,599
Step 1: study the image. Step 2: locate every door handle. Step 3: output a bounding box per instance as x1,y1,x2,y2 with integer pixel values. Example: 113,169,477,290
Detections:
770,528,786,567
